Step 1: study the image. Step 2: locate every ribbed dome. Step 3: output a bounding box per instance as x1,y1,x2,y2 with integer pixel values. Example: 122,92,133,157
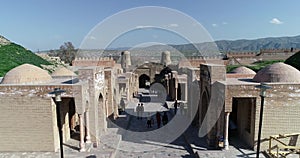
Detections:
51,67,77,77
1,64,52,84
253,62,300,83
231,66,256,74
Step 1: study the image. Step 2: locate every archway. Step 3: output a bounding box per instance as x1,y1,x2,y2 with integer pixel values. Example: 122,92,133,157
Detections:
200,91,209,125
98,93,107,130
98,93,105,116
68,98,76,134
139,74,150,88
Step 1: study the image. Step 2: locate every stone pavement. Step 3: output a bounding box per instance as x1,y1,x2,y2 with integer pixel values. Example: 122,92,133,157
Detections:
112,96,269,158
114,98,194,158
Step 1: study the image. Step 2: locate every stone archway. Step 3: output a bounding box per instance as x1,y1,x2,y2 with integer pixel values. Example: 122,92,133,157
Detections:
68,98,77,134
200,91,209,126
139,74,150,88
98,93,107,136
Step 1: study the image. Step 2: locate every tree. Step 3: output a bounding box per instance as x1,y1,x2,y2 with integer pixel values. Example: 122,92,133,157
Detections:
58,42,77,65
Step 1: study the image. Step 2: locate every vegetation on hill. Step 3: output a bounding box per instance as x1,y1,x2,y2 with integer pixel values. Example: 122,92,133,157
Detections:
247,60,285,72
0,43,51,77
285,51,300,71
48,42,77,65
226,60,285,73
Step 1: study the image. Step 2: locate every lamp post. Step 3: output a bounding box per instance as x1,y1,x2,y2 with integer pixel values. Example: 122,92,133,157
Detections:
255,83,271,158
49,88,66,158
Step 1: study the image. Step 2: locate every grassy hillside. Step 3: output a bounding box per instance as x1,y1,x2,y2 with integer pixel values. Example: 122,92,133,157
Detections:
226,60,285,73
0,43,51,77
285,51,300,71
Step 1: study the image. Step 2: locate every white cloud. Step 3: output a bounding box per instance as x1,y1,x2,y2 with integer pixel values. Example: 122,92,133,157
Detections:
89,36,96,40
270,18,283,24
135,25,153,29
222,22,228,25
169,23,179,27
212,24,218,27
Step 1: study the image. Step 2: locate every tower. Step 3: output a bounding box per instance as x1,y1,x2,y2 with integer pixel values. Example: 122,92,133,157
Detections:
161,51,171,66
121,51,131,71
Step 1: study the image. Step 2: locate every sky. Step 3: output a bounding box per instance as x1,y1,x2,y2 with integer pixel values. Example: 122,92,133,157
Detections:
1,0,300,51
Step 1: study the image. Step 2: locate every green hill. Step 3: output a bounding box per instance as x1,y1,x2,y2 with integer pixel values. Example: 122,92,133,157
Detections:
0,38,52,77
285,51,300,71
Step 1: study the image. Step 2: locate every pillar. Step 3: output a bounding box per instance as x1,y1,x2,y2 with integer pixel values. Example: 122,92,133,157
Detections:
85,111,91,143
165,74,169,95
173,72,178,101
79,114,86,152
224,112,230,150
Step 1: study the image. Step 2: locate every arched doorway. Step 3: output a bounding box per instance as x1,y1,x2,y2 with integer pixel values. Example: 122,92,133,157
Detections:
139,74,150,88
200,91,209,126
68,98,76,133
98,93,107,132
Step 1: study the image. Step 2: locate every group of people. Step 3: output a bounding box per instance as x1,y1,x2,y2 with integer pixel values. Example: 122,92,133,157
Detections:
174,100,186,115
136,103,144,119
136,102,169,128
147,111,169,128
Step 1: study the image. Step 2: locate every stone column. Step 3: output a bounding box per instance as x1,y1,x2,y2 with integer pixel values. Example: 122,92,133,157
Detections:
224,112,230,150
184,83,188,102
173,72,178,101
79,114,85,152
168,73,172,96
85,110,91,143
165,74,169,95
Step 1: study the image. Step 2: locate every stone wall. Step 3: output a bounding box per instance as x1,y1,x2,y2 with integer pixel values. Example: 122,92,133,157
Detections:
225,84,300,150
0,84,85,151
72,57,115,67
0,96,56,151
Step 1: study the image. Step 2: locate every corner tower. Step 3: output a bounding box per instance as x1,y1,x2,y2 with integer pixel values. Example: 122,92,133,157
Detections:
161,51,171,66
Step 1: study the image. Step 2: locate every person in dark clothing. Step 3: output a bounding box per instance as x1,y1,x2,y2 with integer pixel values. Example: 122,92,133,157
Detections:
147,113,152,128
162,112,168,126
156,112,161,128
174,100,178,114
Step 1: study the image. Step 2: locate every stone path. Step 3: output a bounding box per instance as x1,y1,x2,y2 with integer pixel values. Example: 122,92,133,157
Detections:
114,98,194,158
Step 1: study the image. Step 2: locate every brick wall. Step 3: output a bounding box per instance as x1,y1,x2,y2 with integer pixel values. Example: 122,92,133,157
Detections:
0,97,57,151
225,84,300,150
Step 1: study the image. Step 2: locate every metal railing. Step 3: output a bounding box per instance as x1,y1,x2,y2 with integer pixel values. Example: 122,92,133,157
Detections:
268,133,300,158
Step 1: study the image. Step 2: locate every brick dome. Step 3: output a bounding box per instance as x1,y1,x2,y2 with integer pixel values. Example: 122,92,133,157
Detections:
231,66,256,74
1,64,52,84
51,67,77,77
253,62,300,83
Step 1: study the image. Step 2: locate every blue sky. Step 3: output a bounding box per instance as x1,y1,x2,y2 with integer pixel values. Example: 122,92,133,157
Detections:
1,0,300,51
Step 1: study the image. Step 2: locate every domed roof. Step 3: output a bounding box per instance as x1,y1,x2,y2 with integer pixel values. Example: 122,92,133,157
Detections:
231,66,256,74
51,67,77,77
1,64,52,84
253,62,300,83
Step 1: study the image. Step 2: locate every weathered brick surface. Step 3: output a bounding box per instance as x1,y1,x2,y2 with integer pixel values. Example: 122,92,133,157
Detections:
226,84,300,150
0,97,56,151
0,84,87,151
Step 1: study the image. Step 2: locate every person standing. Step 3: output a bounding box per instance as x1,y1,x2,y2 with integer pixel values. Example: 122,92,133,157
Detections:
147,113,152,128
120,98,125,112
156,112,161,128
140,103,144,119
162,111,168,126
179,102,185,115
174,100,178,114
136,103,141,119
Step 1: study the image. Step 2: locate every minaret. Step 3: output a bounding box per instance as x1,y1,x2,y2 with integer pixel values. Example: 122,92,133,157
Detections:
121,51,131,71
161,51,171,66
